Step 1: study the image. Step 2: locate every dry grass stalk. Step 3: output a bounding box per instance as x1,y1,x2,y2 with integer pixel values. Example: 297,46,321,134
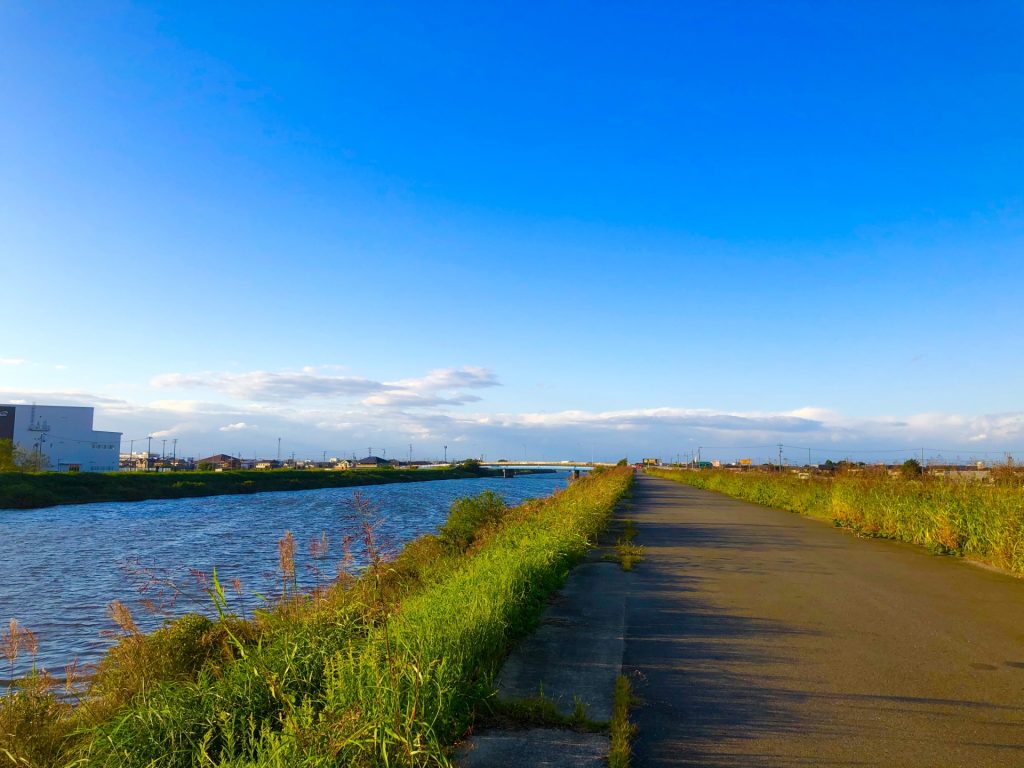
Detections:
3,618,20,666
278,529,296,595
106,599,139,636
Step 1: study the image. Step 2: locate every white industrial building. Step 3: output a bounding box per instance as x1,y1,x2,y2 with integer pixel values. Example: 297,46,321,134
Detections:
0,403,121,472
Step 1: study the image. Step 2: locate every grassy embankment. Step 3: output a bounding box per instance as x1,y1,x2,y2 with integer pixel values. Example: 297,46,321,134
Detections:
0,465,501,511
648,467,1024,573
1,466,633,767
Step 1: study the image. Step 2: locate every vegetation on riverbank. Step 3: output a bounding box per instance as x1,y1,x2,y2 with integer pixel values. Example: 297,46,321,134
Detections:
648,467,1024,574
0,462,498,511
0,466,633,766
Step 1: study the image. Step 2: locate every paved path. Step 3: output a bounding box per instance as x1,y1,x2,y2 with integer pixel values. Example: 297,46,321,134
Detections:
624,475,1024,767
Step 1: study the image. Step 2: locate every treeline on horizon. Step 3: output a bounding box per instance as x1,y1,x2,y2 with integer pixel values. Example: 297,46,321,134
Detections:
0,462,494,511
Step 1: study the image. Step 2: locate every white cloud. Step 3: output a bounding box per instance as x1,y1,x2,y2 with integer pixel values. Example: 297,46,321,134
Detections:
456,407,825,433
0,358,25,366
151,365,500,408
152,370,384,401
5,370,1023,463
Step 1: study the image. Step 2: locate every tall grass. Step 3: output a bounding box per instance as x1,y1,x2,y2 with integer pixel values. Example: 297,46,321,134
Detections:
1,467,633,767
648,468,1024,572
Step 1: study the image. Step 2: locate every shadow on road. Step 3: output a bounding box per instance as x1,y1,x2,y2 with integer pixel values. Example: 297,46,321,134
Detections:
621,477,1024,767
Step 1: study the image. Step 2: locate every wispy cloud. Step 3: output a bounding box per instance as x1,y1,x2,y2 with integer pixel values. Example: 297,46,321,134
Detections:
152,370,384,401
151,365,500,408
0,358,25,366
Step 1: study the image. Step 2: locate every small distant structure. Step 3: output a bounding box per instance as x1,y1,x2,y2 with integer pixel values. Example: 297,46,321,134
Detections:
642,458,660,466
357,455,396,468
255,459,282,470
197,454,242,470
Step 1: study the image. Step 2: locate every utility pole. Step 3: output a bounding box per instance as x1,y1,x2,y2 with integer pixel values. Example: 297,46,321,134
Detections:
129,439,135,471
161,439,167,459
778,443,784,472
146,436,153,471
172,438,178,461
444,445,448,463
277,437,281,461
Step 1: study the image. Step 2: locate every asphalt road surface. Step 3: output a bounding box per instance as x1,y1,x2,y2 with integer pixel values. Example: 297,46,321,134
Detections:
624,475,1024,767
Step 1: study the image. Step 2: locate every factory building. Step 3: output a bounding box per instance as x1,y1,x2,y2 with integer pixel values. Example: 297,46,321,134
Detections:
0,403,121,472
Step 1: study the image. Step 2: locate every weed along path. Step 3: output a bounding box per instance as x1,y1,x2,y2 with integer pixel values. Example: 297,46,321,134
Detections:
459,497,637,768
623,474,1024,767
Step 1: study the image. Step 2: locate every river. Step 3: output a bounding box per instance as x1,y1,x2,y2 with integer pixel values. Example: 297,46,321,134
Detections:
0,472,569,680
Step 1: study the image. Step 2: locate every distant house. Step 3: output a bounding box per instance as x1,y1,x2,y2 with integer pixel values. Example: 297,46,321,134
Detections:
197,453,241,470
255,459,281,470
330,459,355,470
357,455,395,468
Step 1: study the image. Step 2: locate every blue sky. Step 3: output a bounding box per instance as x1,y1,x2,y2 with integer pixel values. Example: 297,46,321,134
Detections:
1,2,1022,464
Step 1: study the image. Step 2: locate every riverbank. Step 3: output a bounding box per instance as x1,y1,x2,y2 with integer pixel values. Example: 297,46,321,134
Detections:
0,464,529,511
0,466,633,766
647,466,1024,575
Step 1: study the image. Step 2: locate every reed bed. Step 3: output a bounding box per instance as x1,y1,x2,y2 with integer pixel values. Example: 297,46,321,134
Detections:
648,468,1024,573
1,466,633,767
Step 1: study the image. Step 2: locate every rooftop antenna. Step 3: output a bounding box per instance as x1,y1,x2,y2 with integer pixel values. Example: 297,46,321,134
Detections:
27,404,49,470
26,403,50,435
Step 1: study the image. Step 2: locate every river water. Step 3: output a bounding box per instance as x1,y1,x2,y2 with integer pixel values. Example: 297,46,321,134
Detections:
0,472,568,679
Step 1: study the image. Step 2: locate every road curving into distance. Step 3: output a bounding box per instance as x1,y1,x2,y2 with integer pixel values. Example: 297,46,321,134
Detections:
624,474,1024,767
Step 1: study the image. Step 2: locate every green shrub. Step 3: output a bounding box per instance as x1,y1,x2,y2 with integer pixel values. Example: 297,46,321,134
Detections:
438,490,508,553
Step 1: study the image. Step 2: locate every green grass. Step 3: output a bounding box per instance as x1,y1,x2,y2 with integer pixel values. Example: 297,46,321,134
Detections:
608,674,637,768
0,467,633,767
615,520,644,571
0,465,499,511
479,692,604,733
648,467,1024,573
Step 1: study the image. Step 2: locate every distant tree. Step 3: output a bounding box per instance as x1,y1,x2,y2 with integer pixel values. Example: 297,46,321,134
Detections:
0,439,52,471
197,462,215,472
455,459,483,474
616,458,629,467
0,438,13,471
8,441,51,472
901,458,923,479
